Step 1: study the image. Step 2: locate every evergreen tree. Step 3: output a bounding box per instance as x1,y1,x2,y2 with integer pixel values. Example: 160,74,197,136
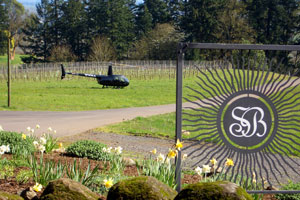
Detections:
0,0,8,55
180,0,226,59
21,0,53,62
135,4,153,38
242,0,299,45
61,0,87,60
144,0,171,26
107,0,135,59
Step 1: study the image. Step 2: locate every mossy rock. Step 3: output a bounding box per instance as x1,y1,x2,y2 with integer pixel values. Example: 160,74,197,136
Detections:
107,176,177,200
175,181,253,200
40,178,101,200
0,191,24,200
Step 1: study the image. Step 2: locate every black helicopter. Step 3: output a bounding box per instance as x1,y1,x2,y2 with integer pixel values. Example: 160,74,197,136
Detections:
61,64,129,88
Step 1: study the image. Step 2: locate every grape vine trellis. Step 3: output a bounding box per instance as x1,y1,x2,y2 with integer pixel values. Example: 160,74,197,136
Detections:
175,43,300,194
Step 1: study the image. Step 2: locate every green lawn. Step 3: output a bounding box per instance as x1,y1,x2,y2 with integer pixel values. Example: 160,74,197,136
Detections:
0,77,202,111
0,54,30,65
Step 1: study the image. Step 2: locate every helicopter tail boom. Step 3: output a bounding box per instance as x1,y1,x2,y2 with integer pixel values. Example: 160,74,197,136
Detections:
61,64,97,79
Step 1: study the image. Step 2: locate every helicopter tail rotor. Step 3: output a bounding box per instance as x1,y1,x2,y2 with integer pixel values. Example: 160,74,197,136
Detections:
61,64,66,80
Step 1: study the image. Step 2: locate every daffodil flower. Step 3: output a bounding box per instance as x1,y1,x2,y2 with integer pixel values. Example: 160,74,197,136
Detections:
182,154,188,161
33,141,39,149
26,127,31,132
195,166,202,175
167,149,177,159
38,144,45,153
114,146,122,154
157,153,165,163
0,125,3,131
30,129,35,134
59,143,63,148
22,134,27,140
210,158,217,166
150,148,157,155
48,127,52,132
33,183,43,192
225,158,234,167
202,164,211,174
36,124,40,129
103,178,113,189
175,139,183,150
40,137,47,145
182,130,190,135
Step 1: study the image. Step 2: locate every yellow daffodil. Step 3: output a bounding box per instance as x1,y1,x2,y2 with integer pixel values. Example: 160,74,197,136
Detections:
225,158,234,167
202,164,211,174
59,143,63,148
167,149,177,159
210,158,217,166
103,178,113,189
150,148,157,155
33,183,43,192
175,139,183,150
22,134,27,140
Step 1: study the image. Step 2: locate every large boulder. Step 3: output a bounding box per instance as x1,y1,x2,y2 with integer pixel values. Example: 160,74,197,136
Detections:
0,191,24,200
175,181,253,200
107,176,177,200
40,178,101,200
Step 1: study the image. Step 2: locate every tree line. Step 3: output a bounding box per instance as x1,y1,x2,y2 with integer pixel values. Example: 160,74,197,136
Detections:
0,0,299,63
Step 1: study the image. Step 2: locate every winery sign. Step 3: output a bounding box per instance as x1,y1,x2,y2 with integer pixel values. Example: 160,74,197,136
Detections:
175,43,300,194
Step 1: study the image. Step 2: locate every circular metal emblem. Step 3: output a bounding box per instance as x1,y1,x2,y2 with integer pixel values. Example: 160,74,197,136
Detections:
217,91,278,153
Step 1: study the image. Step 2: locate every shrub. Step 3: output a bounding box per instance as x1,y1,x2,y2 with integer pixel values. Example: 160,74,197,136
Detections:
16,169,33,184
0,131,35,156
275,181,300,200
66,140,113,161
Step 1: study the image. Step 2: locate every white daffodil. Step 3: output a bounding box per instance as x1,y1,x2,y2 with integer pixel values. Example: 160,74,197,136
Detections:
195,166,202,175
38,144,45,153
114,146,122,155
26,127,31,132
53,130,56,134
0,125,3,131
202,164,211,174
36,124,40,129
30,129,35,134
0,149,5,155
0,145,6,154
157,153,165,163
33,183,43,192
33,141,39,148
182,154,188,161
48,127,52,132
4,145,10,153
39,137,47,145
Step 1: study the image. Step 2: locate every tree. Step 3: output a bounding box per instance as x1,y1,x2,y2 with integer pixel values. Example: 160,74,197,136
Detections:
0,0,8,55
131,23,184,60
144,0,171,26
21,0,54,62
3,0,25,60
60,0,88,60
242,0,299,45
87,36,116,61
216,0,255,44
180,0,226,59
107,0,135,59
135,4,153,38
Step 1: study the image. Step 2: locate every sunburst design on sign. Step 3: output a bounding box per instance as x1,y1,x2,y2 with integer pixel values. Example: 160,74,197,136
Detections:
183,57,300,188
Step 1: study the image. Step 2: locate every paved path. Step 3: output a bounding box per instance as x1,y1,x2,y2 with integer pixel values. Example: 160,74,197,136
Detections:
0,104,179,137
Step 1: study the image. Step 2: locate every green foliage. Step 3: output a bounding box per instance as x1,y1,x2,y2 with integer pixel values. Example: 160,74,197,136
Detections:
28,154,65,186
0,164,14,180
65,159,99,187
44,133,59,154
66,140,113,161
0,131,35,156
16,169,33,184
275,181,300,200
136,155,176,188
